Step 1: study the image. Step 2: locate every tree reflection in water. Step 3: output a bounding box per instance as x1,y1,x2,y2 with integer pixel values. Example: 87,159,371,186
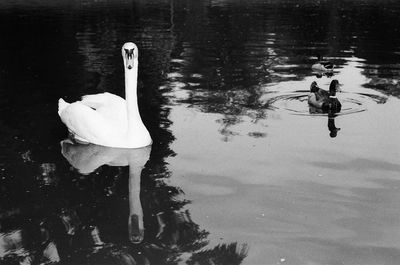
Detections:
188,243,248,265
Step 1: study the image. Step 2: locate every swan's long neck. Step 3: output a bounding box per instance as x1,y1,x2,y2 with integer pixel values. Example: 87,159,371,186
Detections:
125,59,143,133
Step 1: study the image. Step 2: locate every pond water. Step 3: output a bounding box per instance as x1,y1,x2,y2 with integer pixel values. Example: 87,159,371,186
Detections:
1,0,400,264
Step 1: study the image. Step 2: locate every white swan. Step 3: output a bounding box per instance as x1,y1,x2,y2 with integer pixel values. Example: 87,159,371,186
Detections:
58,42,152,148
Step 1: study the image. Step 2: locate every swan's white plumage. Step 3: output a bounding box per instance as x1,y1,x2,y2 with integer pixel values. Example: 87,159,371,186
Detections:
58,98,69,116
58,42,152,148
80,92,128,130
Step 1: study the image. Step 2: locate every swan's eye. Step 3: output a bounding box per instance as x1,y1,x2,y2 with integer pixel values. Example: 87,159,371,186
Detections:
124,48,135,59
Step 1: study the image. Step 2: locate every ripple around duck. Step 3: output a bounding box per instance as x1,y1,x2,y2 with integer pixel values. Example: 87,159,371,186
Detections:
265,91,387,117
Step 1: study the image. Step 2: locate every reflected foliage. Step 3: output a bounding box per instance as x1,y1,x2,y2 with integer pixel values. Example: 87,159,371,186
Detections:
188,243,248,265
363,76,400,98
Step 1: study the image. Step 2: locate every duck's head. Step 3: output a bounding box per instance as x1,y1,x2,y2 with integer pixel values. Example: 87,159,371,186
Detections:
122,42,138,70
329,79,341,95
310,81,319,93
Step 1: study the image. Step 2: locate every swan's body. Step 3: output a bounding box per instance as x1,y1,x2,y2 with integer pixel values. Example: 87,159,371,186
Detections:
58,43,152,148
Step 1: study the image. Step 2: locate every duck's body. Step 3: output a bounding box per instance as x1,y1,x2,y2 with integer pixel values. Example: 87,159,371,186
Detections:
315,87,330,101
311,55,334,72
58,43,152,148
308,80,341,113
322,95,341,113
308,81,329,107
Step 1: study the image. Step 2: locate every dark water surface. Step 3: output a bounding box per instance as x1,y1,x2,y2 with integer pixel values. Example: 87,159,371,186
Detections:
1,0,400,264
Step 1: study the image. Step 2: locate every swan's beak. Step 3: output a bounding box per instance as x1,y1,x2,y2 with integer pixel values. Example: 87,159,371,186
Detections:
124,48,135,70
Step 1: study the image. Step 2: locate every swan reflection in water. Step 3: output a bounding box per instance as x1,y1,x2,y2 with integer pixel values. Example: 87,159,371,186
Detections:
61,139,151,244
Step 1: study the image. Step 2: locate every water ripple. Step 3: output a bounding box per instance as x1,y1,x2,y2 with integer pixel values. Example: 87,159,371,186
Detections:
264,90,387,116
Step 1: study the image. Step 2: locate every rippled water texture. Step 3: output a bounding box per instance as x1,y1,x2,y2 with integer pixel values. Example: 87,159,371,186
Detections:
1,0,400,264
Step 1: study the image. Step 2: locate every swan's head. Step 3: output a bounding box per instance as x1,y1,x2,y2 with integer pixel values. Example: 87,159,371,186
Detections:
122,42,138,70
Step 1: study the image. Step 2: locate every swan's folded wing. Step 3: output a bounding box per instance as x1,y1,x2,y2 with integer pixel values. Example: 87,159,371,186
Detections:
81,92,125,110
80,93,128,131
60,102,124,147
58,98,70,116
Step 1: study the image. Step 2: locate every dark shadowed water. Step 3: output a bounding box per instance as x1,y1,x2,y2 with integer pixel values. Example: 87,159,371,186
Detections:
1,0,400,264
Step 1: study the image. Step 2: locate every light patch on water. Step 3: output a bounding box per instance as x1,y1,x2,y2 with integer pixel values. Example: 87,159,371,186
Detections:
187,82,201,87
190,73,203,78
170,58,187,64
271,73,298,78
167,72,184,79
273,64,300,69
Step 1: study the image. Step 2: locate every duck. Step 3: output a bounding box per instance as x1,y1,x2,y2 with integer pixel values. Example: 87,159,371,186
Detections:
308,80,341,113
58,42,152,148
311,54,334,72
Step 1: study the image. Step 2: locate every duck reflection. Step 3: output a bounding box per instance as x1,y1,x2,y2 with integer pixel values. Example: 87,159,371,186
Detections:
327,114,341,138
309,106,341,138
61,139,151,244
